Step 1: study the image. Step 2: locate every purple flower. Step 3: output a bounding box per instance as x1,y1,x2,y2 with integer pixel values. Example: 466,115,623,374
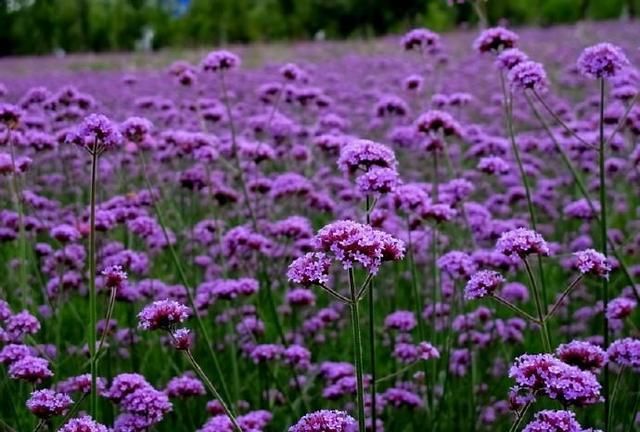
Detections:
401,28,441,52
0,343,31,364
556,340,607,373
105,373,150,402
283,345,312,370
8,356,53,383
337,139,397,174
522,410,583,432
59,416,109,432
26,389,73,418
507,61,549,93
0,103,23,127
121,386,173,425
577,43,630,79
464,270,505,300
509,354,602,406
415,110,463,137
101,265,128,289
437,251,477,279
5,310,40,339
315,220,405,273
67,113,123,153
165,373,206,398
478,156,510,175
384,310,417,332
201,50,241,72
250,344,283,364
356,167,399,194
120,116,152,143
500,282,529,303
606,297,636,320
473,27,519,53
171,328,194,351
496,228,550,257
384,387,423,408
607,338,640,371
287,252,332,286
289,409,357,432
417,341,440,360
574,249,611,278
495,48,529,71
138,299,191,330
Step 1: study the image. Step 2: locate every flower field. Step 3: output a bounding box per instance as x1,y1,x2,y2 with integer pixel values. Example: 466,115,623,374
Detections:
0,17,640,432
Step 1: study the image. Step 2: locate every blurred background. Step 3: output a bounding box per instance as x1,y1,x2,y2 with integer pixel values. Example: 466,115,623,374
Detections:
0,0,638,56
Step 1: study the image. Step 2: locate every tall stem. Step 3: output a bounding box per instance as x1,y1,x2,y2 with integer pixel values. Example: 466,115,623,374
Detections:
138,152,233,406
500,72,549,311
523,258,551,352
365,195,377,432
524,92,640,301
349,269,366,432
184,349,242,432
88,150,99,418
7,133,29,308
598,78,610,430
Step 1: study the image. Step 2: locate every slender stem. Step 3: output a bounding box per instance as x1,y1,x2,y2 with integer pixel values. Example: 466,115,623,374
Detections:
609,367,624,425
32,420,45,432
605,93,638,146
219,72,257,229
525,91,640,302
88,149,99,418
599,78,611,431
500,74,549,312
376,362,419,384
508,400,533,432
184,349,242,432
318,283,353,304
625,389,640,432
544,275,583,320
349,269,366,432
138,152,233,406
533,90,593,149
96,287,117,356
523,258,551,351
7,133,29,308
365,195,377,432
493,295,541,325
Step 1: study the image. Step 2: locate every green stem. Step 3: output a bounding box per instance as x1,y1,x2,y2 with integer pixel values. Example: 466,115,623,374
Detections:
138,152,233,407
493,295,541,325
544,275,583,320
184,349,242,432
523,258,551,352
365,195,377,432
88,149,99,418
599,78,611,431
7,133,29,308
525,91,640,302
349,269,366,432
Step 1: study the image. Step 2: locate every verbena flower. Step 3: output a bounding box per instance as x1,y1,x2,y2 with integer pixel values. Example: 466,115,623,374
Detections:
287,252,332,286
8,356,53,383
496,228,550,257
606,297,636,320
555,340,607,373
473,27,519,54
201,50,241,72
401,28,441,52
59,416,109,432
464,270,505,300
577,43,630,79
337,139,397,174
138,300,191,330
289,409,357,432
573,249,611,278
67,113,123,153
507,61,549,93
26,389,73,418
607,338,640,371
522,410,584,432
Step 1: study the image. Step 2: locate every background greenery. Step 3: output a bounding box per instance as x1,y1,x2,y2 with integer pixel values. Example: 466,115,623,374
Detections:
1,0,638,56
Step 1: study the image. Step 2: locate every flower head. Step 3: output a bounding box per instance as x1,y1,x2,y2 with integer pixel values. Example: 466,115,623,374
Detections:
289,409,357,432
337,139,397,174
574,249,611,278
507,61,549,93
496,228,550,257
556,340,607,373
26,389,73,418
67,113,123,153
473,27,519,54
577,43,630,79
401,28,441,53
59,416,109,432
201,50,241,73
138,300,191,330
522,410,583,432
287,252,332,286
464,270,505,300
607,338,640,371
